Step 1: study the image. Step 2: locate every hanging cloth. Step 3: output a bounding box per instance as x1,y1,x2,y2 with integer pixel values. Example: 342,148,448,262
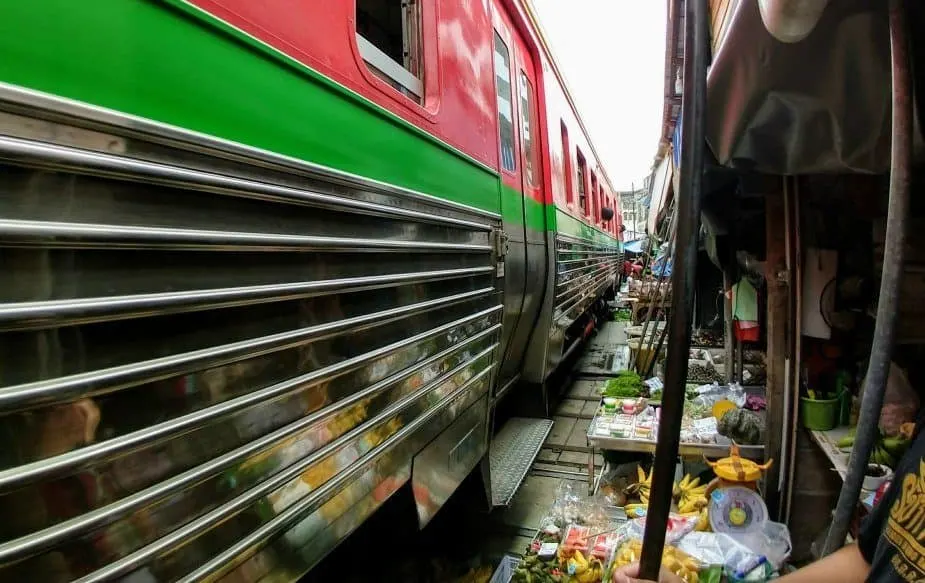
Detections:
731,278,760,342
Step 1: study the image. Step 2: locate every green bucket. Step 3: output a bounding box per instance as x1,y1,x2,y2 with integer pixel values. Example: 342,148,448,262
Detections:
800,396,839,431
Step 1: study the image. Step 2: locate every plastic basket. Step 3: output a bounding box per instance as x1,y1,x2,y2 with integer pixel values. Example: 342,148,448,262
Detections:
800,396,839,431
489,555,521,583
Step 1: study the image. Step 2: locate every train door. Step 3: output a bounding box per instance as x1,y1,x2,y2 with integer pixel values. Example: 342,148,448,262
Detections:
505,21,548,392
491,9,530,395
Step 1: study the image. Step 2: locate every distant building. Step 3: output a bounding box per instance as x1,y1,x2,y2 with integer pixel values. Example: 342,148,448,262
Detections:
619,186,649,240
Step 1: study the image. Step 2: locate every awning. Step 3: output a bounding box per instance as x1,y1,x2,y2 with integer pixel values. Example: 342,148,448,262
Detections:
647,155,672,234
624,239,646,254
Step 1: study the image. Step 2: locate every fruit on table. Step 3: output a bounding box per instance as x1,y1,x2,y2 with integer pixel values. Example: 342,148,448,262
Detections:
675,474,709,514
557,549,603,583
624,465,654,504
613,540,701,583
624,503,648,519
836,428,909,469
717,408,764,445
513,554,564,583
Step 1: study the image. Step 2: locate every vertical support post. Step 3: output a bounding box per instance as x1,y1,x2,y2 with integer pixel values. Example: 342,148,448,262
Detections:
638,0,708,578
723,272,735,383
823,0,912,553
763,189,788,519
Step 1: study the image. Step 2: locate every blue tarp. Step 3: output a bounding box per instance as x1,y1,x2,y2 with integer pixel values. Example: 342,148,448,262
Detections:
652,252,673,278
624,239,646,254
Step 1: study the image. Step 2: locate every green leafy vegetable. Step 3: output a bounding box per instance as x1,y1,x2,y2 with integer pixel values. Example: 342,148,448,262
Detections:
603,371,643,398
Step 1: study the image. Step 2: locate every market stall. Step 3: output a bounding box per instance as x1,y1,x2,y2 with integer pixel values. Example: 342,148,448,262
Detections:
585,369,767,491
504,466,791,583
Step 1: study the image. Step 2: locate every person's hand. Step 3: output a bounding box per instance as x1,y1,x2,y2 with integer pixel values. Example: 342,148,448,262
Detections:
612,562,685,583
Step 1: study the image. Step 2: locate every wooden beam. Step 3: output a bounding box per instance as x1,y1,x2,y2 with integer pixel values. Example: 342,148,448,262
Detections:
763,189,789,518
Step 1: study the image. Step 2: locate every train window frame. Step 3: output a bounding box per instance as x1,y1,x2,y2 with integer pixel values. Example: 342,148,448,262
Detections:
576,149,587,215
589,171,598,221
355,0,424,103
561,121,574,203
493,32,517,174
519,71,539,187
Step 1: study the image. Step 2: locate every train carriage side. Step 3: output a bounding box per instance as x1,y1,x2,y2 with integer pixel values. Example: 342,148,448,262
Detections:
514,4,624,389
0,1,513,581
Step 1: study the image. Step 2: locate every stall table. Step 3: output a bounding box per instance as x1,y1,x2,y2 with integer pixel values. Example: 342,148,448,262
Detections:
585,404,765,493
625,296,672,325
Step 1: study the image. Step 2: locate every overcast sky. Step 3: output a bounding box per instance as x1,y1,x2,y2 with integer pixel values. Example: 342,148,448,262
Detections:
531,0,667,191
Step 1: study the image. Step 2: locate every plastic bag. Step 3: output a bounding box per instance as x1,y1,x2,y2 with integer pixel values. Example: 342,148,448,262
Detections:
878,363,919,437
617,514,699,547
728,521,792,571
692,382,747,409
676,532,772,581
612,538,701,583
547,481,609,530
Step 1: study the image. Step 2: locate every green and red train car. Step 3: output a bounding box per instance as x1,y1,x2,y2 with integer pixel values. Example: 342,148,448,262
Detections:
0,1,622,580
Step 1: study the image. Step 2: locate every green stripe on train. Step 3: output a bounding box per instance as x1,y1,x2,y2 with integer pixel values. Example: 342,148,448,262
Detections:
550,208,622,248
0,0,621,244
0,0,499,213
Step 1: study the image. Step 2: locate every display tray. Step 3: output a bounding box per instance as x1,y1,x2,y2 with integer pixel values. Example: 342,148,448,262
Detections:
586,398,766,460
587,430,765,459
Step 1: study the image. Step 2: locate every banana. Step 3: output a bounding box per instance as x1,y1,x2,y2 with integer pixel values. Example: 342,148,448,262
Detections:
696,507,710,532
882,437,910,457
836,435,855,449
686,477,701,490
625,503,648,519
637,465,647,483
686,486,708,497
679,474,691,489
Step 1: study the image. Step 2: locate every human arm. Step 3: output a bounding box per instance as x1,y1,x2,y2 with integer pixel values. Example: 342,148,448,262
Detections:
612,563,685,583
775,544,870,583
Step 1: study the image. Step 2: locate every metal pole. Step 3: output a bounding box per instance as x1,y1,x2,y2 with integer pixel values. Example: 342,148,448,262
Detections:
723,272,735,383
633,182,638,240
640,212,680,370
638,0,708,577
822,0,911,555
635,209,678,371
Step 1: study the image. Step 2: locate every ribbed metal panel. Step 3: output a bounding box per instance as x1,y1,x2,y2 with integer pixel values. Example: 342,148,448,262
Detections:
553,233,621,326
0,92,502,582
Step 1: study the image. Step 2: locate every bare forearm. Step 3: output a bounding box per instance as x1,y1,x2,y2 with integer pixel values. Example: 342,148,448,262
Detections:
777,544,870,583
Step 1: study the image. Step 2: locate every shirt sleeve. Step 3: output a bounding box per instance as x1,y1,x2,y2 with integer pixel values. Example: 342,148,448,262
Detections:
857,481,897,564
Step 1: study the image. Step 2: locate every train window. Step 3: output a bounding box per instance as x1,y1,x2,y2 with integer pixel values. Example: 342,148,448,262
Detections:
576,150,587,214
356,0,423,102
494,32,516,173
590,172,598,220
519,72,539,187
561,121,573,202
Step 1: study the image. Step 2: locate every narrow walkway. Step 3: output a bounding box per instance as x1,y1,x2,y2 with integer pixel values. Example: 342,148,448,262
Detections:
485,321,630,558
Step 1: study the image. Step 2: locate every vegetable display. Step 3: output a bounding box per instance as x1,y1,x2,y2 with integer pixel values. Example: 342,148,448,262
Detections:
716,409,765,445
837,426,910,469
603,371,644,398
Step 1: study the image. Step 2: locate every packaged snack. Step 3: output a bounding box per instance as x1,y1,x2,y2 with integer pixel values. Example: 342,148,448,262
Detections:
560,524,591,554
590,532,620,560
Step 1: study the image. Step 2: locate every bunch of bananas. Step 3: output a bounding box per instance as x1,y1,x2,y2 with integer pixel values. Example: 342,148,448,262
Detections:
674,474,709,513
613,540,701,583
624,503,648,519
836,428,910,469
624,465,653,504
558,550,602,583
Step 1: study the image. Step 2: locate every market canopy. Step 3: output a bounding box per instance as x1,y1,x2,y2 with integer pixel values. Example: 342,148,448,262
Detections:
624,239,647,254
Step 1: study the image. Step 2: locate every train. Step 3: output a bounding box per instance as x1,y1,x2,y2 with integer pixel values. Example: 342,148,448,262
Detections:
0,1,623,581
